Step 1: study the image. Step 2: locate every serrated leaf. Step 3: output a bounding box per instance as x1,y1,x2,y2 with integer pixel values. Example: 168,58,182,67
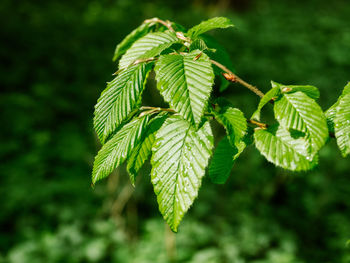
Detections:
94,63,152,143
274,91,328,157
151,116,214,232
127,113,168,185
254,125,317,171
92,116,149,184
187,17,234,39
209,136,245,184
251,85,280,121
334,93,350,157
154,50,214,126
326,82,350,133
119,31,179,69
272,81,320,100
113,22,156,62
213,100,247,146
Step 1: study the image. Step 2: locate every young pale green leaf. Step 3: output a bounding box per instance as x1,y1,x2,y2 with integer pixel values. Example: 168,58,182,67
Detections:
154,50,214,126
274,91,328,157
119,31,179,69
187,17,234,39
213,100,247,146
94,63,152,143
189,38,209,52
151,116,214,232
334,93,350,157
127,113,168,185
254,125,317,171
113,21,156,62
92,116,149,185
209,136,245,184
325,82,350,133
272,81,320,100
251,85,280,121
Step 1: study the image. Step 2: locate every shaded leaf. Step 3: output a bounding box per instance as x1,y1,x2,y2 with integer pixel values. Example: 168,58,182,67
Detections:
251,84,280,121
92,116,149,184
127,113,168,185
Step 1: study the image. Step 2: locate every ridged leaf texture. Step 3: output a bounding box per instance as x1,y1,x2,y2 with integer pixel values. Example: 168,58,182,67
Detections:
209,136,245,184
119,31,178,69
92,116,149,184
113,21,156,62
326,82,350,133
213,100,247,146
127,113,168,185
254,125,317,171
151,116,214,232
187,17,234,39
94,63,152,143
154,50,214,126
274,91,328,157
334,93,350,157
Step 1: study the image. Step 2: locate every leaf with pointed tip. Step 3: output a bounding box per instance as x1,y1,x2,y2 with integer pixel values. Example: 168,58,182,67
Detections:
209,136,245,184
274,91,328,157
127,113,168,185
334,93,350,157
251,85,280,121
151,116,214,232
272,81,320,100
154,50,214,126
213,101,247,146
113,22,157,62
119,31,179,69
187,17,234,39
94,63,152,143
92,116,149,185
254,125,317,171
326,82,350,133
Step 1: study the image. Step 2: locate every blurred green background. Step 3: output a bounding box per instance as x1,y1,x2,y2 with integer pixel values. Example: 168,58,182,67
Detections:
1,0,350,262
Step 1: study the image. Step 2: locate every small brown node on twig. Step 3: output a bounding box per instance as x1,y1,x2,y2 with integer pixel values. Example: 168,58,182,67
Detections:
222,72,237,82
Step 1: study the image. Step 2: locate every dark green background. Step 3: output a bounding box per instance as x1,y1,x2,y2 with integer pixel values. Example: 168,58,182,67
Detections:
1,0,350,262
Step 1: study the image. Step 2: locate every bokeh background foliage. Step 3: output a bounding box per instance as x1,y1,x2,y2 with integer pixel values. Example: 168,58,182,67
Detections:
1,0,350,262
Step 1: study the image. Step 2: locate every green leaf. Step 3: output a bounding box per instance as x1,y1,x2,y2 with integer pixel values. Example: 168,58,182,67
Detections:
118,31,179,69
154,50,214,126
334,93,350,157
127,113,168,185
274,91,328,157
213,100,247,146
92,115,149,185
251,84,280,121
325,82,350,133
151,116,214,232
187,17,234,39
254,125,317,171
113,21,156,62
272,81,320,100
209,136,245,184
94,63,152,143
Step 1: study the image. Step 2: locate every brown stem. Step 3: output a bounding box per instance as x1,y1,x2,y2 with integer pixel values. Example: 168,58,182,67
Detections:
248,119,267,129
140,106,176,113
210,59,265,98
144,18,175,32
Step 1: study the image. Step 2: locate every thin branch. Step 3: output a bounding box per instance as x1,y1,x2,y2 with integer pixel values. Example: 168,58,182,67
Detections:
144,18,175,32
248,119,267,129
140,106,176,113
210,59,265,98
